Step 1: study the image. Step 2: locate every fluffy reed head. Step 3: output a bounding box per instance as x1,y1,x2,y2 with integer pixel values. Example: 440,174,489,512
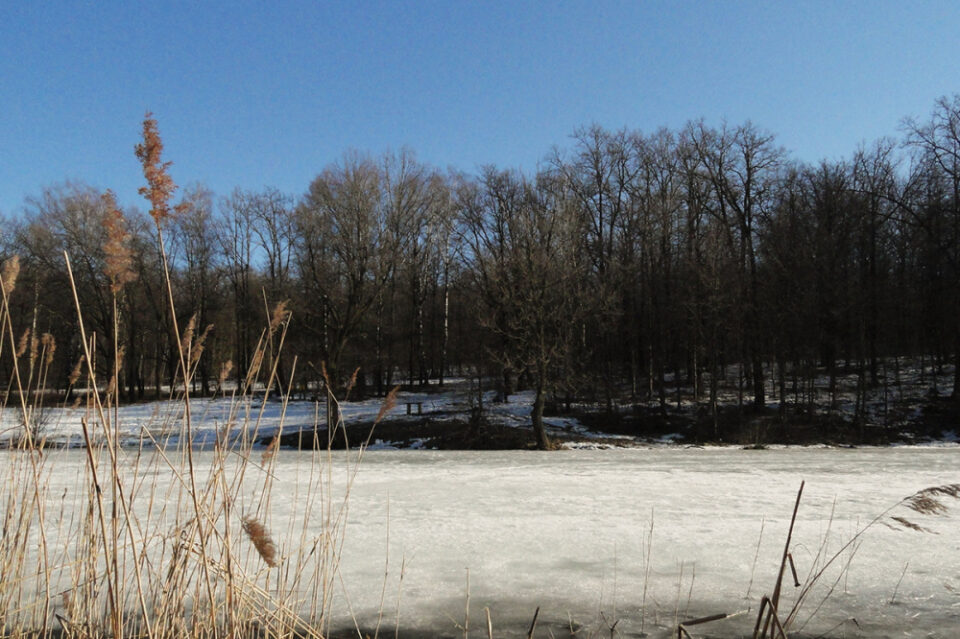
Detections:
0,255,19,296
889,484,960,532
190,324,214,366
320,360,331,389
241,515,278,567
101,190,137,294
218,359,233,386
344,366,360,398
375,386,400,425
261,437,279,465
269,300,290,336
135,113,179,227
16,328,30,358
180,313,197,355
906,484,960,515
41,333,56,366
68,355,85,386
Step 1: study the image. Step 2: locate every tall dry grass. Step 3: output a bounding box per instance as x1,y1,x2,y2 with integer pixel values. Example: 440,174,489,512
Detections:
0,192,383,639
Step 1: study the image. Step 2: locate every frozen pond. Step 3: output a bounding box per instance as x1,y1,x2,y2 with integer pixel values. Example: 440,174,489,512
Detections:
320,447,960,638
6,446,959,638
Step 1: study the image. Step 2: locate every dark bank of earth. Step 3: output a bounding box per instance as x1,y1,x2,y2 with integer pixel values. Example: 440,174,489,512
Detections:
261,413,566,450
261,395,960,451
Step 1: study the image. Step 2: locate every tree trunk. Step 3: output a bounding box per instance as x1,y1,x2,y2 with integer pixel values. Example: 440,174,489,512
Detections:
531,363,552,450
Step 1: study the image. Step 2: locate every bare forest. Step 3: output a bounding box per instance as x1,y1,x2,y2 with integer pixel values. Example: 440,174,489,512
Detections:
5,98,960,448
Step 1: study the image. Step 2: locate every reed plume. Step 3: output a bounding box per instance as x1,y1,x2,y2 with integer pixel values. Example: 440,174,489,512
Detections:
269,300,290,336
16,328,29,358
375,386,400,425
191,324,214,366
68,355,85,386
41,333,56,365
135,113,181,227
180,313,197,355
242,516,278,568
218,359,233,386
102,190,137,294
0,254,19,295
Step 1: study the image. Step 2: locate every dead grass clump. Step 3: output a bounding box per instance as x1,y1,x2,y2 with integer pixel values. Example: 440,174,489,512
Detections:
0,115,361,639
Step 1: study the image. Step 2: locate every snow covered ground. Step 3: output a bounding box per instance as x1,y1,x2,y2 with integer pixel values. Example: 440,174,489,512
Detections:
8,446,959,638
2,356,958,449
319,447,960,638
2,376,959,637
0,387,632,449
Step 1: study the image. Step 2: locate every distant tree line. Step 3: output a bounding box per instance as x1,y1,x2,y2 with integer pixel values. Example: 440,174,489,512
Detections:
2,97,960,446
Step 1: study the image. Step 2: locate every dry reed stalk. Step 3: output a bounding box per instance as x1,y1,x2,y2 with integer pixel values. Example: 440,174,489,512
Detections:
63,252,155,639
752,480,960,638
640,508,654,634
526,606,540,639
754,481,804,639
136,121,221,627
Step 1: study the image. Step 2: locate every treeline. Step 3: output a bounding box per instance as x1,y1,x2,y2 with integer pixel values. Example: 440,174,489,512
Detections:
2,97,960,445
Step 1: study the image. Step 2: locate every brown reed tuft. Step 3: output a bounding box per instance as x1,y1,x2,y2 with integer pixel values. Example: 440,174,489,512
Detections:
375,386,400,425
261,437,279,465
180,313,197,355
0,254,19,296
320,360,331,388
190,324,214,366
218,359,233,386
269,300,290,335
344,366,360,397
248,350,264,378
889,516,932,533
41,333,56,365
101,190,138,294
242,515,278,567
68,355,85,386
29,333,39,365
135,113,181,227
16,328,30,358
905,484,960,515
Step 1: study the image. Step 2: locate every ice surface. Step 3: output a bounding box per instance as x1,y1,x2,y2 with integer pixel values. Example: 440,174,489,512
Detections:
10,446,958,638
321,448,960,638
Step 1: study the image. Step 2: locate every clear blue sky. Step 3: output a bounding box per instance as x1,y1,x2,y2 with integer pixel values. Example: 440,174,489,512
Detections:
2,1,960,216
